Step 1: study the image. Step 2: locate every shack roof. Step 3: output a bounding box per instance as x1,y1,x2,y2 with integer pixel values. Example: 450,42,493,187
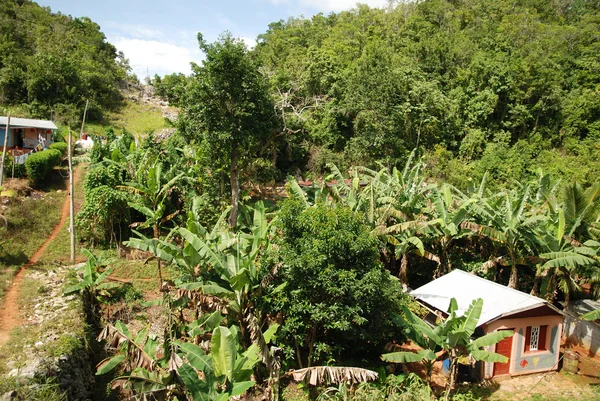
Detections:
411,269,562,327
0,116,57,130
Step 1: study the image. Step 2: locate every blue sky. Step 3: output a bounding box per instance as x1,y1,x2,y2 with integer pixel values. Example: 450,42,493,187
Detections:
37,0,387,79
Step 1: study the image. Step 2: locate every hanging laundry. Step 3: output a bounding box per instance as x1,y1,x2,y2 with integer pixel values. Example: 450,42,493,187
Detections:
14,152,29,165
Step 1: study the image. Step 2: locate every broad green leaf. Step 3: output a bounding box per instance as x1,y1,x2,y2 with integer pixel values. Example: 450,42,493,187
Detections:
447,298,458,314
134,325,149,346
470,350,508,363
470,330,514,348
230,269,251,291
231,380,255,397
96,354,126,375
458,298,483,336
581,309,600,321
263,323,280,343
179,282,234,296
64,285,82,295
178,363,211,401
211,326,237,380
557,208,565,242
540,252,595,268
381,349,433,363
177,341,213,373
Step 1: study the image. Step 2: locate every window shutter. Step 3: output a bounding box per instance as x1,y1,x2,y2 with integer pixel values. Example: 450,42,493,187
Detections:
539,325,548,351
525,326,531,352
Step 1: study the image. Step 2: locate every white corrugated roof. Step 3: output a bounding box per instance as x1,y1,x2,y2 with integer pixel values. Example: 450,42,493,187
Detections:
0,116,57,130
411,269,553,327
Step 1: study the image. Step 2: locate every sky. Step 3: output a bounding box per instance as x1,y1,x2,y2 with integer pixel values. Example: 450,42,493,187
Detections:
37,0,389,79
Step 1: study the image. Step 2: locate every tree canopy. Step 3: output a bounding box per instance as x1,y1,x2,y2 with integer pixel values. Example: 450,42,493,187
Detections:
0,0,132,122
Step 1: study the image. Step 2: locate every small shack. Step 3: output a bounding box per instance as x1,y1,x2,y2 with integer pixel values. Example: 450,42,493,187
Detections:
411,270,564,379
0,116,57,154
563,299,600,356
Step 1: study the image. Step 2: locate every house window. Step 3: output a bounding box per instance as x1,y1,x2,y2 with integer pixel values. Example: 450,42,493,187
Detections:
525,325,548,352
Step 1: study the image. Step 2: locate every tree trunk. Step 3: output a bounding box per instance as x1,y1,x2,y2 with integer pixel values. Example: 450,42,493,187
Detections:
154,224,163,291
228,145,240,228
508,250,518,289
399,253,408,284
531,271,542,297
307,324,317,367
445,355,457,401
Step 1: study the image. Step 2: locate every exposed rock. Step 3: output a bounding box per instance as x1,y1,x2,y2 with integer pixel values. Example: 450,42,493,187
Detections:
0,391,17,401
3,264,94,401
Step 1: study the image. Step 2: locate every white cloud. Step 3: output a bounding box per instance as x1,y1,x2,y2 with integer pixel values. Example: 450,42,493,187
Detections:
105,22,162,40
111,37,201,78
241,36,257,49
271,0,388,12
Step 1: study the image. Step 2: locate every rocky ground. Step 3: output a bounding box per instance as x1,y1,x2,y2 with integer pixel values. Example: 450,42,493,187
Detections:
1,263,95,401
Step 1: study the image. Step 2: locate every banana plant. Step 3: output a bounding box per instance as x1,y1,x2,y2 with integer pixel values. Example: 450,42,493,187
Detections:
96,320,185,400
381,298,513,401
119,156,189,289
178,201,275,327
463,184,542,289
535,207,599,305
581,309,600,321
177,323,279,401
531,179,600,304
64,249,121,314
425,183,475,278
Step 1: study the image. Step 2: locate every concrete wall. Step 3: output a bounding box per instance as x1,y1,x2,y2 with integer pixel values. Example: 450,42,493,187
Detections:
483,315,563,378
0,128,13,146
563,300,600,356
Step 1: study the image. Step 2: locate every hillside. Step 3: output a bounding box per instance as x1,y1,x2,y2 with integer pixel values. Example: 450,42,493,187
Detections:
243,0,600,186
0,0,132,125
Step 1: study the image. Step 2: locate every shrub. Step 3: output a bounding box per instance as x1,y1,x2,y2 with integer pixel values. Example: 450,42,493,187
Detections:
90,138,109,164
25,149,61,185
268,200,408,367
84,164,123,192
76,185,130,244
49,142,68,156
2,155,27,179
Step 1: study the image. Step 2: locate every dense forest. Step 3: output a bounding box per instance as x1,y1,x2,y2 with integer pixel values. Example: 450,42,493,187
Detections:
252,0,600,187
0,0,133,124
154,0,600,189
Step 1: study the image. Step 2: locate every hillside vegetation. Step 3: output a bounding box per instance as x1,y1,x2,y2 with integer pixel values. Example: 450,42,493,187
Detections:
1,0,600,400
244,0,600,186
0,0,133,124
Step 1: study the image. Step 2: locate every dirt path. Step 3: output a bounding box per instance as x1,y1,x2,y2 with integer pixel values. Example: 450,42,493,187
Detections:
0,166,82,346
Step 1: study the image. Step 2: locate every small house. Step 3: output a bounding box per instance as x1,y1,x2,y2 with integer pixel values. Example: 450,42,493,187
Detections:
0,116,57,154
411,270,564,379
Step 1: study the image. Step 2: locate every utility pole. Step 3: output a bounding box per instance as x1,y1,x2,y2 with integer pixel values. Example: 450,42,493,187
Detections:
79,99,89,138
68,128,75,263
0,113,11,187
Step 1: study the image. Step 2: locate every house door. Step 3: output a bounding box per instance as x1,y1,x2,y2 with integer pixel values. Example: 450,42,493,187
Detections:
493,330,514,376
14,129,23,148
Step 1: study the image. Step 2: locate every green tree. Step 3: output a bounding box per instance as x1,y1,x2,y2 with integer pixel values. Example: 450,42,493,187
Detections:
179,32,275,227
119,156,188,289
270,199,406,367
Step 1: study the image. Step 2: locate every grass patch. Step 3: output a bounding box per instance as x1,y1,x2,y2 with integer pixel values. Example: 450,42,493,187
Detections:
85,100,169,137
38,164,87,266
0,170,67,300
0,375,67,401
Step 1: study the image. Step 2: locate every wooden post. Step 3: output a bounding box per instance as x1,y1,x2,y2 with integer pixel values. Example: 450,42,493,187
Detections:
79,99,89,138
68,128,75,263
0,113,11,187
11,149,14,179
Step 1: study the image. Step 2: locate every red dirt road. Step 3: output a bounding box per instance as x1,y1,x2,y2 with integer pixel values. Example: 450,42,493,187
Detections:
0,167,82,346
